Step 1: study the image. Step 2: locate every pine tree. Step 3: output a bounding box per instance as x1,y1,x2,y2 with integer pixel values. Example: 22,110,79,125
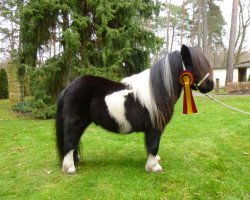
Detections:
15,0,163,118
18,0,162,72
0,68,8,99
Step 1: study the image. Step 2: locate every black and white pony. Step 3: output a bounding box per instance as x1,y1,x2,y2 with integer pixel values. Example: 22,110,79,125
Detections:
56,45,214,174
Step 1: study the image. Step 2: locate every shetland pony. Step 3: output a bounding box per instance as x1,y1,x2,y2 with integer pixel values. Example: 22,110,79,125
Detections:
56,45,214,174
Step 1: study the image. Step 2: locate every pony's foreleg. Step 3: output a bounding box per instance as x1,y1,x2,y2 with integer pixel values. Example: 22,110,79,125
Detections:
145,130,163,173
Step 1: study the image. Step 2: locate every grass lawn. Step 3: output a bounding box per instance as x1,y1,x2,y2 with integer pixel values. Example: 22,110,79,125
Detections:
0,95,249,200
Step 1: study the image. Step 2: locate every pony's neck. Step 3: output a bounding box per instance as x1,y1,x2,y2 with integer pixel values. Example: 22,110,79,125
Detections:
121,51,184,131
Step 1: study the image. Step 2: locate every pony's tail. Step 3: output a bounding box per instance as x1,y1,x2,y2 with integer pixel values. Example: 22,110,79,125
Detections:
56,90,65,161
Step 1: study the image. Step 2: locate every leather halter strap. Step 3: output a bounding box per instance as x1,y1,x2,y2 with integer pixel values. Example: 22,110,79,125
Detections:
182,61,209,89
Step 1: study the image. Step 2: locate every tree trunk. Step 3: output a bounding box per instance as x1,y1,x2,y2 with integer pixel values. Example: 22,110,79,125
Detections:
202,0,208,56
235,1,250,64
170,26,175,52
235,25,246,64
166,0,171,53
190,4,195,46
226,0,239,84
180,0,186,45
197,0,202,50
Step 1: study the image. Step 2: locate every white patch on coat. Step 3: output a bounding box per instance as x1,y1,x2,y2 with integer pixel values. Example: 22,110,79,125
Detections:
145,154,163,173
105,90,132,133
121,69,158,126
62,150,76,174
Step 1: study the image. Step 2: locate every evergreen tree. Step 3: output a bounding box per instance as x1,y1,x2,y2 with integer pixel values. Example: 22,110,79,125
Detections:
207,0,226,50
18,0,162,72
0,68,8,99
16,0,163,118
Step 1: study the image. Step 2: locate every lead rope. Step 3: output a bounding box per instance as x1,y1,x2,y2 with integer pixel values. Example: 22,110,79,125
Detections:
204,93,250,115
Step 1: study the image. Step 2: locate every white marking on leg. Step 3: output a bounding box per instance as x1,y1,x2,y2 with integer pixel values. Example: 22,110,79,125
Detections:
105,90,132,133
145,154,163,173
62,150,76,174
155,154,161,163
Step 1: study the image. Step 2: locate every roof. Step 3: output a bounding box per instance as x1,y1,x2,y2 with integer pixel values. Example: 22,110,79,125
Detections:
234,61,250,68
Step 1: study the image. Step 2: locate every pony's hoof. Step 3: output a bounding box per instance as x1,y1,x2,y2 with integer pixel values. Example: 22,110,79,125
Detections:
62,150,76,174
152,164,163,173
155,155,161,163
145,163,163,173
62,165,76,174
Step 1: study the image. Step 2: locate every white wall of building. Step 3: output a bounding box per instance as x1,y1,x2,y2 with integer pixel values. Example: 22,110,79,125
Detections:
213,68,250,87
213,69,238,87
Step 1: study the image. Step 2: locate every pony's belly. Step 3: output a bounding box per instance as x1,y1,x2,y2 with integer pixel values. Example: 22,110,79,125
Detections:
104,90,132,133
90,89,133,134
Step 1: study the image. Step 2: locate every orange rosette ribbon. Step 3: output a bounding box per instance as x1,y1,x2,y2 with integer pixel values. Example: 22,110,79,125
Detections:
180,71,198,114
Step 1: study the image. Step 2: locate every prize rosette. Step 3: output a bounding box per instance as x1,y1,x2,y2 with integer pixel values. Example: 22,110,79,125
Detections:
180,71,198,114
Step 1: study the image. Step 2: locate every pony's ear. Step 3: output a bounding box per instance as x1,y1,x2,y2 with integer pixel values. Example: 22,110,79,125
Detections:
181,45,193,69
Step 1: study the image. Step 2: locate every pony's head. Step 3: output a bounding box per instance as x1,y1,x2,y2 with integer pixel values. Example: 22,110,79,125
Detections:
181,45,214,94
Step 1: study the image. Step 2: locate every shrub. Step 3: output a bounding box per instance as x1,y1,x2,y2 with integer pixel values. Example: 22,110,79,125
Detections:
12,100,33,114
225,82,250,94
0,68,9,99
12,98,56,119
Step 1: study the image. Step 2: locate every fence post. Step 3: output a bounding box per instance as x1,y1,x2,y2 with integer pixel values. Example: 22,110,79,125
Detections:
215,78,219,94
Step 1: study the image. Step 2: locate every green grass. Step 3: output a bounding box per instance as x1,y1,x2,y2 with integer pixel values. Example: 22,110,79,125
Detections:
0,95,249,200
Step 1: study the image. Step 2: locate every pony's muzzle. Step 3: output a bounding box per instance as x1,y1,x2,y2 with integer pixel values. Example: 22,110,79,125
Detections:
198,79,214,94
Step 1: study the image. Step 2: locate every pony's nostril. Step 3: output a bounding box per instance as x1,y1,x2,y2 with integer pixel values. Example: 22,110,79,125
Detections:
211,81,215,89
208,80,214,89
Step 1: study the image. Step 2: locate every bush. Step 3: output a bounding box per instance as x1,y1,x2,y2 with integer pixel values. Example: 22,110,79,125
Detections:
12,100,33,114
225,82,250,94
0,68,9,99
12,98,56,119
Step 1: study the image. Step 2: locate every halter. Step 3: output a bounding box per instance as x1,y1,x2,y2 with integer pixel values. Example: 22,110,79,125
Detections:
181,60,210,90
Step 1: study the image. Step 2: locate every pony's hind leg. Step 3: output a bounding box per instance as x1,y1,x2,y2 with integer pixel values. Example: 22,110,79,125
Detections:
145,129,163,173
62,149,75,174
62,118,89,174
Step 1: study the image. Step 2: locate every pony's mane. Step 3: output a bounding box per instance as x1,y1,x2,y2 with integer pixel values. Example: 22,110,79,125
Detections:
122,51,182,131
150,51,183,131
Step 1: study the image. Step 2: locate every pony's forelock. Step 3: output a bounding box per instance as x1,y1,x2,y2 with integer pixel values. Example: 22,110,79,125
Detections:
188,47,213,80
